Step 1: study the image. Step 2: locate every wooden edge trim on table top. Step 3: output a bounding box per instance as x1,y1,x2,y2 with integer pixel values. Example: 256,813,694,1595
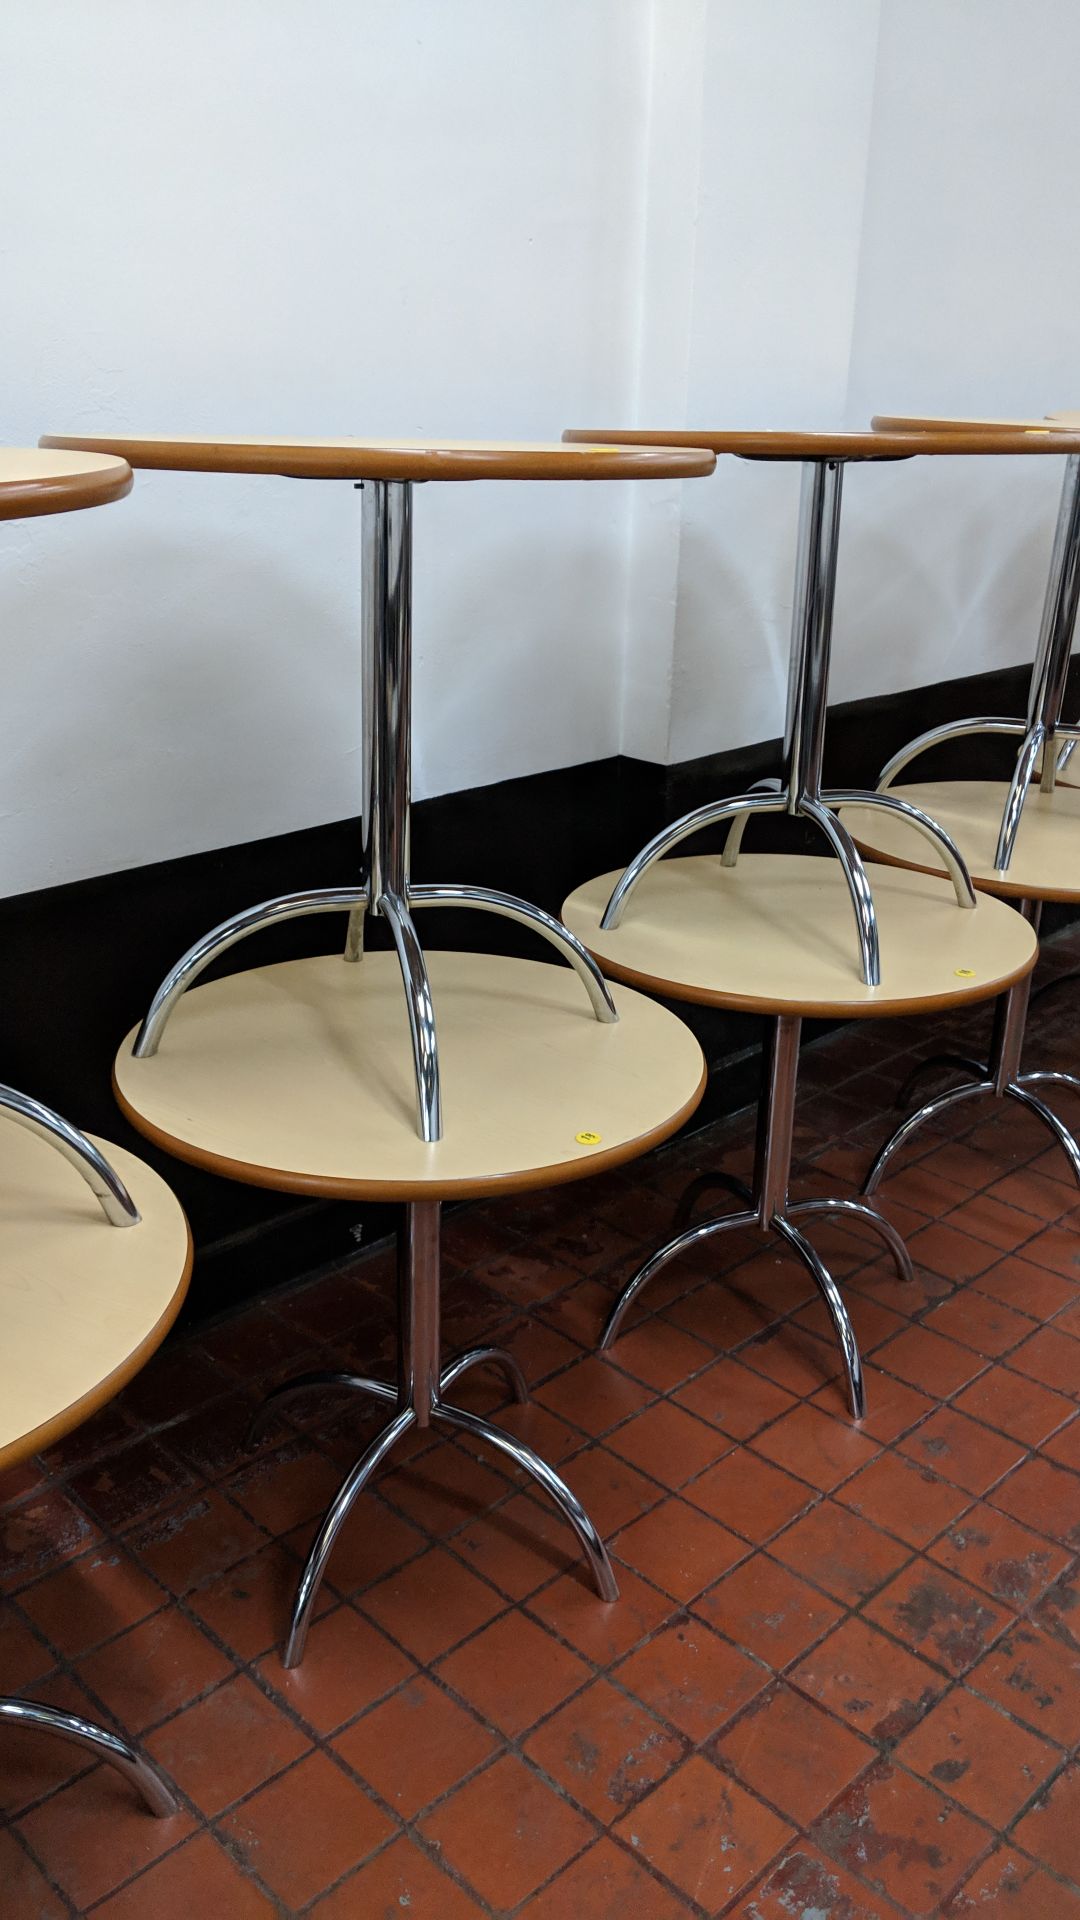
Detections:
0,1219,194,1474
573,936,1037,1020
0,449,132,521
841,831,1080,905
40,434,716,483
111,1060,708,1204
871,413,1075,435
563,426,1080,460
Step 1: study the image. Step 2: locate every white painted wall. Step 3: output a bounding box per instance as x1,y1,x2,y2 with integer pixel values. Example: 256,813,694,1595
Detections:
2,0,1078,894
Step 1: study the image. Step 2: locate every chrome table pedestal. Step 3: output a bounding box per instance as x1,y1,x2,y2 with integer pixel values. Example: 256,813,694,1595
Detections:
876,448,1080,871
596,458,975,987
601,1016,911,1422
128,479,615,1143
864,901,1080,1194
248,1199,618,1668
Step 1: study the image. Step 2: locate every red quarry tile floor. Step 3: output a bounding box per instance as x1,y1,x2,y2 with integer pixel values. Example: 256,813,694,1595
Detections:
4,928,1080,1914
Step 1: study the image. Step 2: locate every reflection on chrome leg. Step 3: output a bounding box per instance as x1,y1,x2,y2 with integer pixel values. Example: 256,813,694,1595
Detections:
801,799,880,987
379,890,442,1144
772,1216,865,1420
434,1400,618,1602
826,788,975,909
245,1369,396,1448
862,1080,996,1195
786,1195,913,1285
409,883,616,1022
0,1085,140,1226
0,1698,177,1816
600,791,786,929
600,1208,759,1348
439,1346,528,1403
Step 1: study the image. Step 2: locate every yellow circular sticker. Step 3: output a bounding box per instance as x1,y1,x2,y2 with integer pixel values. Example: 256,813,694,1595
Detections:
954,968,976,978
575,1130,602,1146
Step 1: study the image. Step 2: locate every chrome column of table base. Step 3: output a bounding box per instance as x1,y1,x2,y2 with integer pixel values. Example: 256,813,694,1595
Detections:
600,460,974,988
864,903,1080,1194
602,1018,912,1422
0,1698,176,1816
878,454,1080,871
250,1199,618,1668
129,480,615,1144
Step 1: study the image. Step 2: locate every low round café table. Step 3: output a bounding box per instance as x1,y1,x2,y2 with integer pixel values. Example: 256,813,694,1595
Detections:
40,431,714,1145
0,1117,191,1816
871,411,1080,868
839,782,1080,1189
562,853,1036,1422
113,949,706,1667
564,424,1080,990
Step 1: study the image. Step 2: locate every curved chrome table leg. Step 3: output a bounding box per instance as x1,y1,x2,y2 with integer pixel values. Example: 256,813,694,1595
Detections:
433,1400,618,1601
994,722,1046,871
786,1196,913,1284
862,1080,995,1195
0,1698,176,1816
771,1217,865,1420
600,791,786,929
1005,1083,1080,1183
409,883,616,1022
801,799,880,987
721,777,785,868
1018,1068,1080,1097
284,1404,416,1667
0,1086,139,1226
600,1208,759,1348
246,1370,397,1447
825,788,976,909
378,890,442,1144
439,1347,528,1403
876,716,1027,792
133,887,363,1057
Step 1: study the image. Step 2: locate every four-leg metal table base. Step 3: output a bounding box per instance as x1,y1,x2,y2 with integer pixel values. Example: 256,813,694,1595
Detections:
127,480,615,1145
250,1200,618,1668
864,927,1080,1195
600,1017,913,1423
0,1697,176,1815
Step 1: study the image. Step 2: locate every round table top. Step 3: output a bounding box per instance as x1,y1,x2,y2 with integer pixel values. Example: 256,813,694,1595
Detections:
39,433,716,484
0,1129,191,1472
871,413,1075,435
561,854,1036,1017
0,446,132,520
839,780,1080,902
562,426,1080,460
113,951,707,1201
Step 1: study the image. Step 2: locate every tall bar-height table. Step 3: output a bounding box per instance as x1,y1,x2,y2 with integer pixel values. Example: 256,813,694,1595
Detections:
870,412,1080,868
112,948,706,1665
563,855,1036,1421
0,448,189,1818
838,788,1080,1189
40,433,715,1144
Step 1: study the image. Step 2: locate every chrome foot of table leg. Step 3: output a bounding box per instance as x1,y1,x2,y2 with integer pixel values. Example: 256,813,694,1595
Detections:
433,1400,618,1602
439,1347,528,1403
600,1207,759,1348
0,1085,140,1226
246,1370,397,1447
1017,1068,1080,1098
0,1698,177,1816
894,1054,989,1108
786,1195,913,1284
409,883,616,1023
771,1216,865,1420
862,1079,996,1194
284,1405,417,1668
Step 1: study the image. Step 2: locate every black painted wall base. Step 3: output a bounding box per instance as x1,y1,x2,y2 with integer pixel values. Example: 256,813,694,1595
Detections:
2,660,1073,1324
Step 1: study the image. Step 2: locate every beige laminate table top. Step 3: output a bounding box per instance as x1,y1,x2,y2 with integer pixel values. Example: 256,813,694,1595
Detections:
840,781,1080,903
563,426,1080,461
0,447,132,519
561,854,1036,1017
113,951,707,1202
0,1128,191,1471
40,433,716,484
